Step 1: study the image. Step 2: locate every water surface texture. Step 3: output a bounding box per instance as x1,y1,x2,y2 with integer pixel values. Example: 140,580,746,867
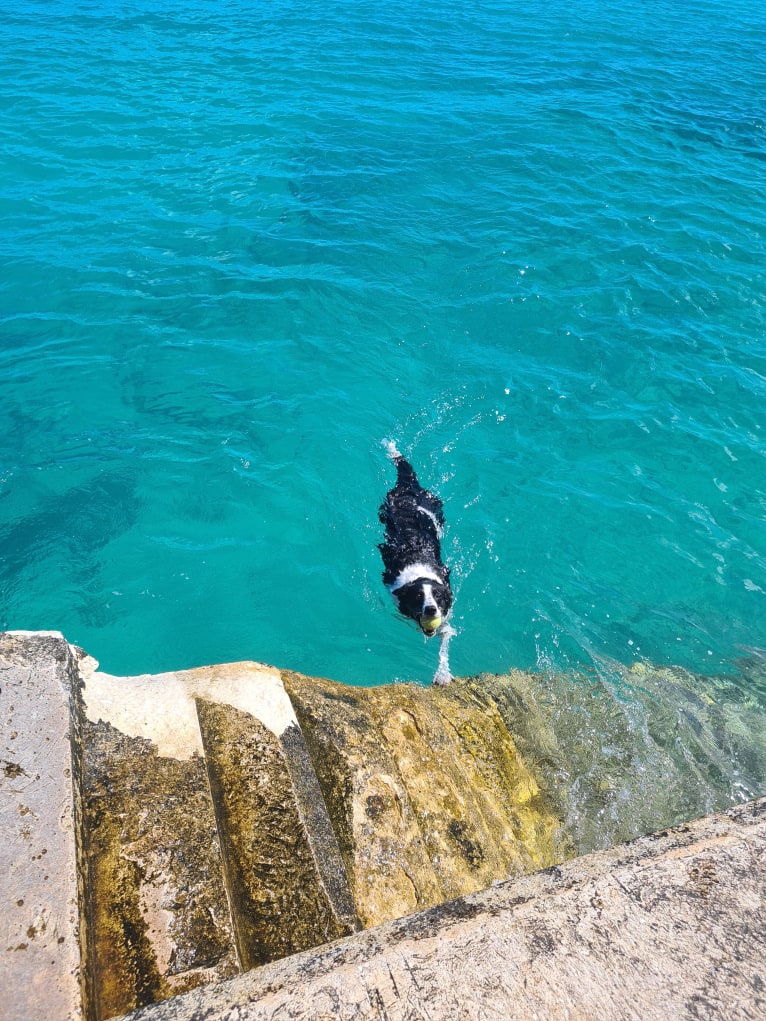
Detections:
1,0,764,704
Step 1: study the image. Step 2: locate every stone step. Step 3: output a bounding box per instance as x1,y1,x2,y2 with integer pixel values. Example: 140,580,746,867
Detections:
282,669,565,928
1,631,565,1021
78,657,362,1019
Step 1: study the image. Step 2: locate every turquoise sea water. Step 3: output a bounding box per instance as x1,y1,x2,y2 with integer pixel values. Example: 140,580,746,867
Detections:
1,0,764,709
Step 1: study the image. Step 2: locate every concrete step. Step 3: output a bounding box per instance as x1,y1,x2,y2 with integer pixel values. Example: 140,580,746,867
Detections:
1,631,565,1021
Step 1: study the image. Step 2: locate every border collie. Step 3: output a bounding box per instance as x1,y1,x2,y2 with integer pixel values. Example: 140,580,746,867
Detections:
378,442,453,640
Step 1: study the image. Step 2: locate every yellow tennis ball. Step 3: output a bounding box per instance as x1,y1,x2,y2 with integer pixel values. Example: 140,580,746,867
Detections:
422,616,442,634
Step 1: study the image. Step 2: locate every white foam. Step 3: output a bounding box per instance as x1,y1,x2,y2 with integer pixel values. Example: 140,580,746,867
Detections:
383,438,402,460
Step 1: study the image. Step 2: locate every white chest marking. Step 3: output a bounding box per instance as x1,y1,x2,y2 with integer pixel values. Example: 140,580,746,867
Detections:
388,563,444,593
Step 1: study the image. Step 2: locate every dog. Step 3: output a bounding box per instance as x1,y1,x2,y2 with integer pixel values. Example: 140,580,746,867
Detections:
378,443,453,638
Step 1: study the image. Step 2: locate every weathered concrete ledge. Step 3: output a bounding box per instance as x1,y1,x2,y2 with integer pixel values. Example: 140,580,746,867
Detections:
1,632,84,1021
118,796,766,1021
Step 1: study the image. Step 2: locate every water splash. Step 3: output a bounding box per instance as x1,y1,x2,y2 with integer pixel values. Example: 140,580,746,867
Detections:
433,622,457,686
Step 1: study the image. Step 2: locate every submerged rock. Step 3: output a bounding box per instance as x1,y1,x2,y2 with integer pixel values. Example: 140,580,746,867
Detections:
475,659,766,854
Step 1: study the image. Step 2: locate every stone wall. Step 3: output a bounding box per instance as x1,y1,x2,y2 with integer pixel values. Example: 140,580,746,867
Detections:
4,630,764,1021
0,631,565,1021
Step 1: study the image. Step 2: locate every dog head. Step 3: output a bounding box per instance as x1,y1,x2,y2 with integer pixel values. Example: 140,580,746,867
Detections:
394,579,452,636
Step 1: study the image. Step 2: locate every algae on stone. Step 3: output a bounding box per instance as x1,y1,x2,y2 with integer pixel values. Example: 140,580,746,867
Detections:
196,698,356,969
282,671,443,927
81,718,238,1020
282,671,569,927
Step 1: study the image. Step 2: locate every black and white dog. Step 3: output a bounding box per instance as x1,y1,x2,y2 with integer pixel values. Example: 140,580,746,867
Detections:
378,442,453,637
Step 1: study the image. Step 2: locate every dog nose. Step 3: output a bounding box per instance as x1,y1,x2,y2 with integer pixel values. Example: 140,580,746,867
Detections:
422,605,437,618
